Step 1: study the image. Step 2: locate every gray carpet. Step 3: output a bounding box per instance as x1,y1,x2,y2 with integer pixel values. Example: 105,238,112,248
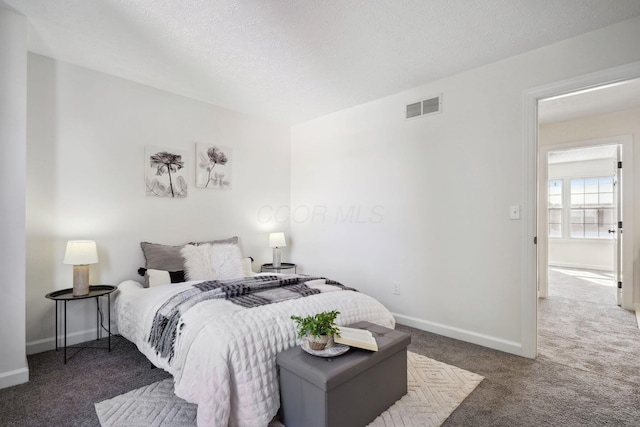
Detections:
428,267,640,426
0,336,171,427
94,351,483,427
538,268,640,384
1,267,639,426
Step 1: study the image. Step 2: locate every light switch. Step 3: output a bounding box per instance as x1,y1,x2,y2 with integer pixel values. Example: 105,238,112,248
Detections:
510,205,520,220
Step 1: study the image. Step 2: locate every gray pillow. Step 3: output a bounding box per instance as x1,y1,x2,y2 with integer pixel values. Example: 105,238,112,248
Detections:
189,236,238,246
140,237,239,270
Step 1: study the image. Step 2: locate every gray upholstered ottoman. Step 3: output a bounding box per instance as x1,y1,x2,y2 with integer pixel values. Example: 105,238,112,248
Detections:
276,321,411,427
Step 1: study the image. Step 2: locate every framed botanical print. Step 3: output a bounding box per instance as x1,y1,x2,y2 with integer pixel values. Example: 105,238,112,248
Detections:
196,143,231,189
145,146,188,198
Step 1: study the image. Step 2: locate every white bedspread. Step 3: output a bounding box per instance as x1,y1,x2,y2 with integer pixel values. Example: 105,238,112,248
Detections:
114,278,395,427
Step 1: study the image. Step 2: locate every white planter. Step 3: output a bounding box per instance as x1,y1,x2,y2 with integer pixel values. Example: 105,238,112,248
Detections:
307,334,330,350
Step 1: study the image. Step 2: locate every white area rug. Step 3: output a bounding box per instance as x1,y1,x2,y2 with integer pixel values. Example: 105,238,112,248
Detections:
95,351,483,427
368,352,483,426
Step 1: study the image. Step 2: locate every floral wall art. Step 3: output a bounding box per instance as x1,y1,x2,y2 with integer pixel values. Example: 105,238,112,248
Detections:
145,146,188,198
196,143,231,189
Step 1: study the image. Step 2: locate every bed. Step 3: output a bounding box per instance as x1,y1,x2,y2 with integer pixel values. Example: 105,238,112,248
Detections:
114,239,395,427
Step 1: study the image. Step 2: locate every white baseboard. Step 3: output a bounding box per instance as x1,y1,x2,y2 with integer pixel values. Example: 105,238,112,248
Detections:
393,312,523,357
548,262,612,271
26,323,119,355
0,365,29,390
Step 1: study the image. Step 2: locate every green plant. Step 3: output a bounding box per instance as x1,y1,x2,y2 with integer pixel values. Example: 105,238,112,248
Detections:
290,310,341,339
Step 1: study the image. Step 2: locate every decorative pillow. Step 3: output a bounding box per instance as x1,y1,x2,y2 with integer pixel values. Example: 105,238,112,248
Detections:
304,279,326,287
140,242,185,271
143,269,186,287
181,243,245,281
303,279,341,293
242,257,254,276
189,237,239,246
140,237,239,270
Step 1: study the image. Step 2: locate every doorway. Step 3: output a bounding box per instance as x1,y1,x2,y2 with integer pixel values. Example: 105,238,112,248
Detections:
536,77,637,310
521,64,640,359
534,79,638,360
538,141,625,304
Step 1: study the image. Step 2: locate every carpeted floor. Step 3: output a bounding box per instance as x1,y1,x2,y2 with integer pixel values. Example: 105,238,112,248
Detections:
538,268,640,385
0,337,171,427
432,267,640,426
94,351,483,427
1,267,639,426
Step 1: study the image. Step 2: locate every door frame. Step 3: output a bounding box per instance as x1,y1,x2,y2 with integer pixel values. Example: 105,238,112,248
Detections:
538,137,633,301
521,60,640,359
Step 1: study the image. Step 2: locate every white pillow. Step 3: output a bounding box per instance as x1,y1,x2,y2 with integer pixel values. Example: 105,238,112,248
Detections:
304,279,341,292
241,257,254,276
304,279,326,287
145,269,173,287
181,243,245,281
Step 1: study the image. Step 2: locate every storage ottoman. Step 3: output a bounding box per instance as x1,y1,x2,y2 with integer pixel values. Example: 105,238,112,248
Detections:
276,321,411,427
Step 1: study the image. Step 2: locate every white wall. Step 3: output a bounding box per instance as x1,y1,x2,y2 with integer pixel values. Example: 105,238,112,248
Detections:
25,54,292,354
547,159,615,271
0,6,28,389
540,107,640,308
548,240,613,271
291,17,640,356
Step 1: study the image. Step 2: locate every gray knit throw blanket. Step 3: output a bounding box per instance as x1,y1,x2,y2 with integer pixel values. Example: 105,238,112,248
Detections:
147,275,353,362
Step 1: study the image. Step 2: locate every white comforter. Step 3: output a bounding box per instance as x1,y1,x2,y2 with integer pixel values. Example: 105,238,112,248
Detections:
114,277,395,427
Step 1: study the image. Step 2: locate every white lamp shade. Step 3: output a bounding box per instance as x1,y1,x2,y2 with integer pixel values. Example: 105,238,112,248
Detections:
269,232,286,248
63,240,99,265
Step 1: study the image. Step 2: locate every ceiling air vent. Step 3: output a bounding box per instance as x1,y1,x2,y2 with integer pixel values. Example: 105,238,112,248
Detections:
405,94,442,120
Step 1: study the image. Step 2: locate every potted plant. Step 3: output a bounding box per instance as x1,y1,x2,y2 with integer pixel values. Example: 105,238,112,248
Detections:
291,310,341,350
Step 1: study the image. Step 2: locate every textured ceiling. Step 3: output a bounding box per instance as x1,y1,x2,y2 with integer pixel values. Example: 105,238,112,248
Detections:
4,0,640,124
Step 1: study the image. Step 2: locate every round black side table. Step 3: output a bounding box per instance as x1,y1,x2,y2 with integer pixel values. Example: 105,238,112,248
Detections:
261,263,297,273
45,285,117,363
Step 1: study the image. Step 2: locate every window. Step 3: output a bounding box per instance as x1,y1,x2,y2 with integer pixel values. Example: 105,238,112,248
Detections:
569,177,614,239
548,179,562,238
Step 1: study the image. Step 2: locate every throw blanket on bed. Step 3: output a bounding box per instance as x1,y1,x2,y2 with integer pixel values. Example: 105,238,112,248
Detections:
148,275,354,362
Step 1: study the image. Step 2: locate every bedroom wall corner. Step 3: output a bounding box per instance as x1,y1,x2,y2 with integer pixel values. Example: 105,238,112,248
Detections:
0,6,29,389
25,55,292,353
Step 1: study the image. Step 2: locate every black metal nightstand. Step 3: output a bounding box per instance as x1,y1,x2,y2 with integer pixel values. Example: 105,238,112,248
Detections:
45,285,117,363
261,263,297,273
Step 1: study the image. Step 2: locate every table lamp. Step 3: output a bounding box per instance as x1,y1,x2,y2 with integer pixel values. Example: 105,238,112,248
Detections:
269,232,286,268
63,240,99,296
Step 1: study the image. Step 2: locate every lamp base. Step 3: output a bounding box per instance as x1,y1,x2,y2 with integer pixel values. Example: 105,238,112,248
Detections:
272,248,282,268
72,264,90,296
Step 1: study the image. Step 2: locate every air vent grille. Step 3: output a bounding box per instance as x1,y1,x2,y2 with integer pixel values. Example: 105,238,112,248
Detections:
422,97,440,115
406,102,422,119
405,95,442,120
